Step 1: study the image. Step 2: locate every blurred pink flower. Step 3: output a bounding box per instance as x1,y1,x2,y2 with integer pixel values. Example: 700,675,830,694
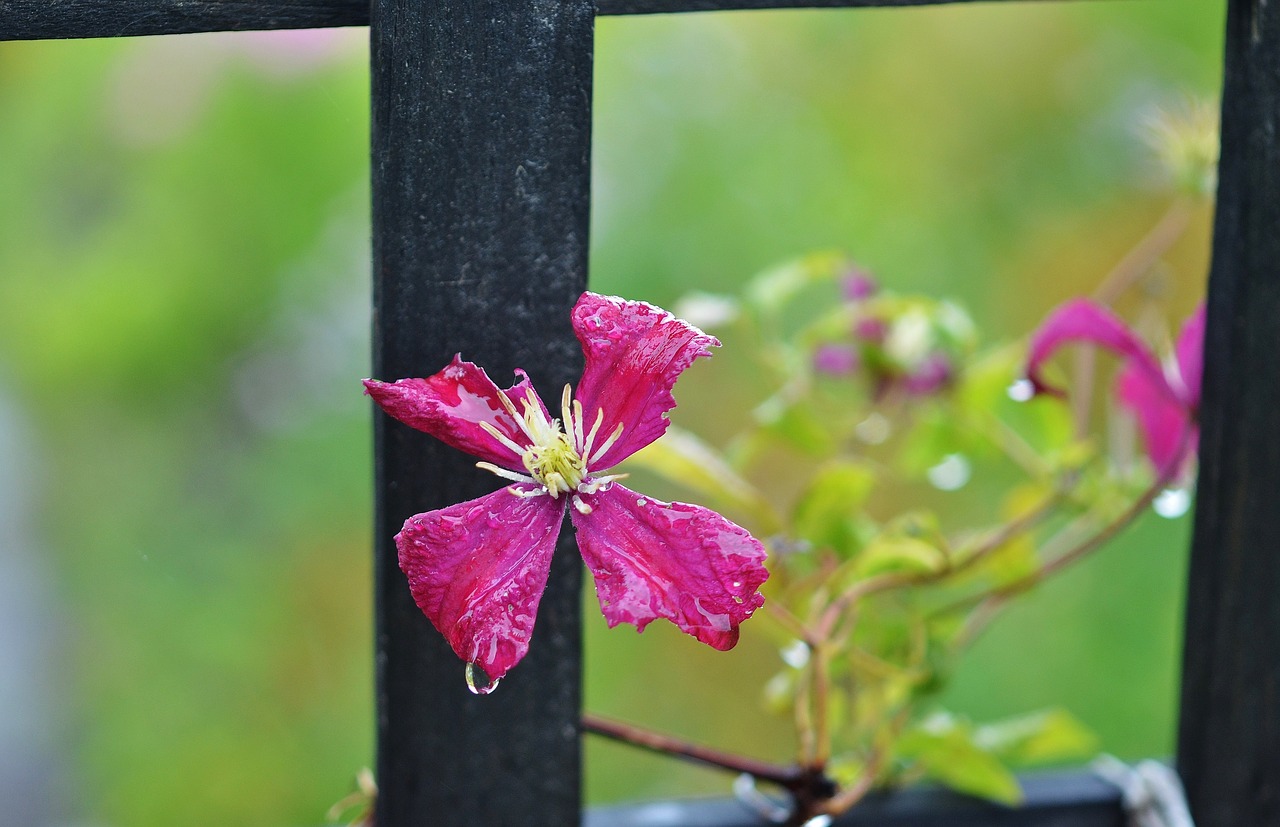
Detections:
1025,298,1204,477
814,343,859,375
903,352,953,396
365,293,768,685
840,267,878,302
233,29,358,79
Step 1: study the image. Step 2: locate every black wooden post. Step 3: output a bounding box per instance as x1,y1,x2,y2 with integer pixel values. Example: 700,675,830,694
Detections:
370,1,593,824
1177,2,1280,825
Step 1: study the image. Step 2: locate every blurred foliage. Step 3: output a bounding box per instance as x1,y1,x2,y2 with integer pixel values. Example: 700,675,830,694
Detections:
0,2,1221,824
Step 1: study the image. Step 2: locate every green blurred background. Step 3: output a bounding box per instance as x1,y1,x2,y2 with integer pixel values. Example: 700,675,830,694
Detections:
0,2,1221,824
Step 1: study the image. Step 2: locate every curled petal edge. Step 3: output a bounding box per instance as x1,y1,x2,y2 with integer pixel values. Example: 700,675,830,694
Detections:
571,292,720,469
364,355,541,471
1025,299,1174,405
572,482,768,651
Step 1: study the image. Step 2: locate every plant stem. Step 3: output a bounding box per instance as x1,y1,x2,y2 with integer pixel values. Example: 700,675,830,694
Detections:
940,425,1192,622
581,713,804,790
766,600,817,646
1092,198,1194,305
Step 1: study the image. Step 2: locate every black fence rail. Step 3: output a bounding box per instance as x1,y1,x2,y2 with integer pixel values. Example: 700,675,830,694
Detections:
1,0,1273,825
1,0,1097,42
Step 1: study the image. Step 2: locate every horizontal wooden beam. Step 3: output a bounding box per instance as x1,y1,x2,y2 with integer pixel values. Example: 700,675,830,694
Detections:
0,0,365,41
2,0,1103,42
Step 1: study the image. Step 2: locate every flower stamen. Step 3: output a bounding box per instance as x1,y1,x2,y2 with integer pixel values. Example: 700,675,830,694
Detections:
590,422,626,466
476,462,535,485
582,406,605,461
478,420,528,459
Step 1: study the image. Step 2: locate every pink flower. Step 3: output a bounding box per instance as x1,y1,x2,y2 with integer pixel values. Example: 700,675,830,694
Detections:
1025,298,1204,477
813,343,860,375
840,267,879,302
364,293,769,686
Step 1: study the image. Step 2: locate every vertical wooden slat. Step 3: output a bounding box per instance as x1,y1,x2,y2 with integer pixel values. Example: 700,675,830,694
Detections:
370,1,593,824
1178,2,1280,824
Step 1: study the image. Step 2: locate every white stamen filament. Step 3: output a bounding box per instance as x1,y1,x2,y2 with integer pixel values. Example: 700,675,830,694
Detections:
475,462,535,485
590,422,625,466
572,495,593,515
561,385,574,437
582,407,605,461
572,398,585,455
478,421,528,459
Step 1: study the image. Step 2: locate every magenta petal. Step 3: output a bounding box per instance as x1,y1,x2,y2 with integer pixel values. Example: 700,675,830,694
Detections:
396,487,566,681
1115,361,1196,476
572,483,768,650
571,293,719,469
1174,304,1206,409
1025,299,1173,403
364,355,539,471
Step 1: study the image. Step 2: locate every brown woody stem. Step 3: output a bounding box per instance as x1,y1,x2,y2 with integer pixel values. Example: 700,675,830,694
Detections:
581,713,804,789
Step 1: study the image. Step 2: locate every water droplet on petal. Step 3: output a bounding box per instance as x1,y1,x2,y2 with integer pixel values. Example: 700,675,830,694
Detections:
1007,378,1035,402
465,662,501,695
1153,487,1192,519
927,453,971,491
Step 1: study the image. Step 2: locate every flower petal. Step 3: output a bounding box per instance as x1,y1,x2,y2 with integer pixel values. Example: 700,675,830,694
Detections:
1174,303,1206,409
396,487,566,681
572,483,768,650
572,293,719,469
1115,361,1197,477
364,355,541,470
1025,299,1173,403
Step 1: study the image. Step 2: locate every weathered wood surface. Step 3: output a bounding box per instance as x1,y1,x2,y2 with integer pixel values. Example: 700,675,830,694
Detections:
370,0,593,824
1177,1,1280,825
0,0,1112,41
0,0,364,40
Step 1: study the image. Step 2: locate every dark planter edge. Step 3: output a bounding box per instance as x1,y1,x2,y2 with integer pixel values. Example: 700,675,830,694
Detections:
584,768,1126,826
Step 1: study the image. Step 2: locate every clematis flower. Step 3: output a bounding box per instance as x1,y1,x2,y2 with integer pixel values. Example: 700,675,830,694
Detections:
1024,298,1205,477
364,293,769,689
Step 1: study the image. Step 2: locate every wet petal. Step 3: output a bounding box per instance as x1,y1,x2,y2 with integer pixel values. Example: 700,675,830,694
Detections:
572,293,719,469
1174,303,1206,409
365,355,540,470
396,487,566,681
1025,299,1172,403
1116,362,1198,477
572,483,768,650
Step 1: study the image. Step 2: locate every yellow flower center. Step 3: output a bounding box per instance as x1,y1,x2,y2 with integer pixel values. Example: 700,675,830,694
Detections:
522,428,586,496
476,384,625,505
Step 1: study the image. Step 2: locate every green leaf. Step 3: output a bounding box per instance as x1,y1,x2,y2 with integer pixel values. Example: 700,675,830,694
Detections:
857,536,947,577
793,461,877,556
897,713,1023,805
753,395,836,456
956,345,1023,416
623,426,781,534
897,408,967,478
975,709,1099,766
